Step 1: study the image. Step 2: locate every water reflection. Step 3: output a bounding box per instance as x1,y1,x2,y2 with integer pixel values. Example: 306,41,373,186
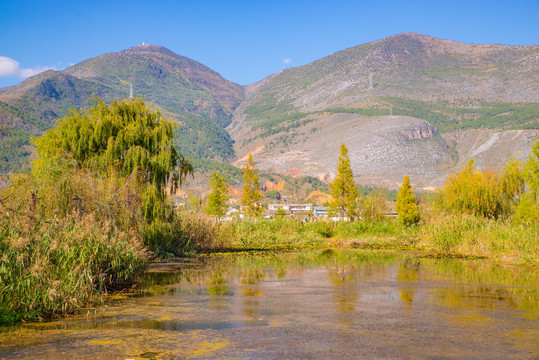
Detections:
396,258,420,307
2,249,538,359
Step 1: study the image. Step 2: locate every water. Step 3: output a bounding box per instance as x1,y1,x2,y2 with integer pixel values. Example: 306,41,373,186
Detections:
1,249,538,359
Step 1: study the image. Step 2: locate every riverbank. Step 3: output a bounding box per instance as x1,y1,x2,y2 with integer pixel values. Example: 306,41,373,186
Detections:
183,211,539,266
2,209,537,326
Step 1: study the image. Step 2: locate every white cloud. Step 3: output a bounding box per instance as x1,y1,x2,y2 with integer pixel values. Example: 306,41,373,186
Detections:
0,57,20,77
0,56,58,78
282,58,292,65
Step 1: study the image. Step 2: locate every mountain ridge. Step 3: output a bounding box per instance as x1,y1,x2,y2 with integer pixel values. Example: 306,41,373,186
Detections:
0,44,246,172
1,33,538,187
229,32,539,187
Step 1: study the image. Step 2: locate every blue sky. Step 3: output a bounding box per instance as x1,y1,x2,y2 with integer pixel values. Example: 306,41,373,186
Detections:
1,0,538,88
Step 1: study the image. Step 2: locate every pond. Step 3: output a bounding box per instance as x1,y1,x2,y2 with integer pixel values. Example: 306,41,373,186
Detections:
1,249,538,359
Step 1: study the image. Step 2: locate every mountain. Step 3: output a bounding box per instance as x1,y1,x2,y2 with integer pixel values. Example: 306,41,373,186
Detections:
229,33,539,187
0,44,244,173
63,44,244,126
2,34,539,188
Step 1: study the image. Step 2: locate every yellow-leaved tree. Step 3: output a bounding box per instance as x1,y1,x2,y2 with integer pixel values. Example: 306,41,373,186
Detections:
205,171,229,220
241,153,263,217
329,144,359,220
395,175,419,226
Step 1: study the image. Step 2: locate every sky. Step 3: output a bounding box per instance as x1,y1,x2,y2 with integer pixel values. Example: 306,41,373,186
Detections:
1,0,539,88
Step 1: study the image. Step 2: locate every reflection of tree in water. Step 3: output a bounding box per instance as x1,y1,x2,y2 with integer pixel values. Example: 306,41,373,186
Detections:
396,259,420,307
427,259,539,313
241,269,265,318
328,260,359,325
207,270,231,296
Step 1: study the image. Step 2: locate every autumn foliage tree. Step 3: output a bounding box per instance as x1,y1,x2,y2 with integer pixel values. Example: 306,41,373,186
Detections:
241,153,263,217
514,142,539,224
395,175,419,226
329,144,359,220
205,171,229,220
438,159,523,219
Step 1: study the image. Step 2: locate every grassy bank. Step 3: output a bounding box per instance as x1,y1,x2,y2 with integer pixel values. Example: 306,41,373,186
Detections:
181,210,538,265
0,214,147,324
2,207,537,325
419,213,539,264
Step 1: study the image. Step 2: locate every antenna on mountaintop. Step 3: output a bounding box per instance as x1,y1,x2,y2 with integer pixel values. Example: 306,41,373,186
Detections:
368,73,373,91
129,83,133,98
390,104,393,116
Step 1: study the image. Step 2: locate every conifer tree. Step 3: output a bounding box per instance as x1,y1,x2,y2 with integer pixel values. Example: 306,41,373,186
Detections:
329,144,359,220
205,171,229,220
395,175,419,226
241,153,263,217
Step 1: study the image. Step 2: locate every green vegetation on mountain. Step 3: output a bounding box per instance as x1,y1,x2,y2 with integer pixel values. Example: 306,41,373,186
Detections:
244,98,539,141
0,45,244,174
0,126,32,173
173,110,235,160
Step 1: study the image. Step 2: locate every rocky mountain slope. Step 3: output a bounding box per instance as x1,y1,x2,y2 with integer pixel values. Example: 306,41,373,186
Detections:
232,113,452,187
229,33,539,187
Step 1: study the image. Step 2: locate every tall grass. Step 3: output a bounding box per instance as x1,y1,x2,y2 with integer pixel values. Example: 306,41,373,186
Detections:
0,214,147,324
177,209,538,265
0,164,149,324
419,212,539,263
177,212,414,251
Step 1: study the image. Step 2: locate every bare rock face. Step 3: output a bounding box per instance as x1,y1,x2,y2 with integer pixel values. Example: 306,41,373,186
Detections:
234,114,452,188
443,129,538,170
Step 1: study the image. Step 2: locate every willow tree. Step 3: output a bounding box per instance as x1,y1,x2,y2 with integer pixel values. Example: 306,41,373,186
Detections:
205,171,229,220
241,153,263,217
33,97,192,221
329,144,359,220
438,159,518,219
395,175,419,226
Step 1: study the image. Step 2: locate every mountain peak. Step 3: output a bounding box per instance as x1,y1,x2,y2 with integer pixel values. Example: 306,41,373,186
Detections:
122,43,174,56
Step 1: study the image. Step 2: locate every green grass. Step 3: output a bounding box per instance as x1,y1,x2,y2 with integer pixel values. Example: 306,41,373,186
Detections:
0,215,147,324
180,212,416,252
419,212,539,264
180,209,538,266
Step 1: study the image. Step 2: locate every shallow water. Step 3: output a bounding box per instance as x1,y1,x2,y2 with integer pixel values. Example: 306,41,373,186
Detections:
1,250,538,359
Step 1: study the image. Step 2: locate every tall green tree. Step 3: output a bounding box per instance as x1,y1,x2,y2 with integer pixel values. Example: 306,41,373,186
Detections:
241,153,263,217
33,97,192,221
395,175,419,226
329,144,359,220
205,171,229,220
